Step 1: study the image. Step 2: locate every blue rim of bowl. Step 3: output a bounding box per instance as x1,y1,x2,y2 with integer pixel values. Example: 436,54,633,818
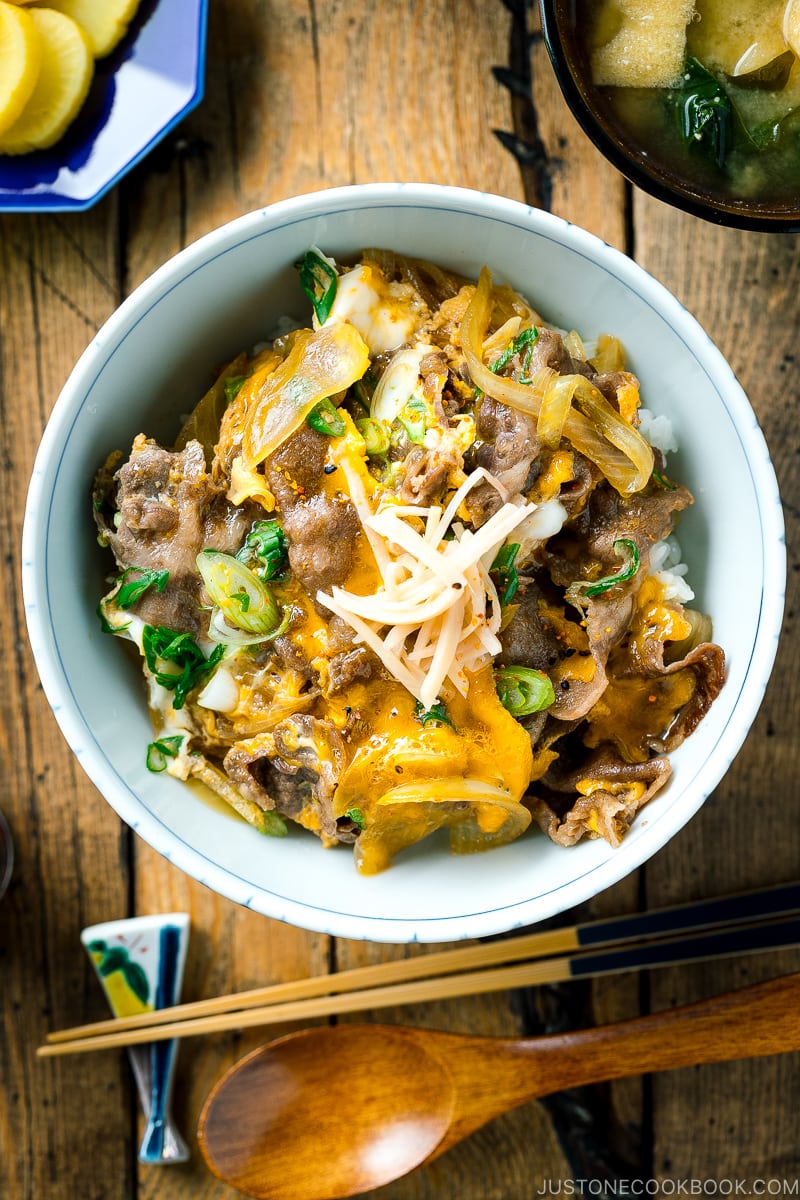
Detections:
21,183,787,941
0,808,13,900
0,0,209,214
537,0,800,233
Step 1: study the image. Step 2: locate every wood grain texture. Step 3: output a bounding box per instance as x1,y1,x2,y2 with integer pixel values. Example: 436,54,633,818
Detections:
0,205,132,1198
2,0,799,1198
633,194,800,1187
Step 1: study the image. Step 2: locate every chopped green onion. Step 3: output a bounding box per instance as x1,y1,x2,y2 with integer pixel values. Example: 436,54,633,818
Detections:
567,538,641,603
306,397,346,437
96,602,130,634
396,396,427,444
652,470,677,491
115,566,169,610
224,375,247,404
475,326,540,398
414,699,455,730
495,666,555,717
490,326,539,377
261,812,289,837
345,807,366,831
197,550,282,635
145,735,185,773
295,248,338,324
237,519,288,580
355,416,390,456
490,543,521,605
142,626,223,710
231,589,251,612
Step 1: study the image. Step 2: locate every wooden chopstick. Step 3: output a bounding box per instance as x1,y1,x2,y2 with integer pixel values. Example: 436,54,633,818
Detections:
37,882,800,1058
44,879,799,1047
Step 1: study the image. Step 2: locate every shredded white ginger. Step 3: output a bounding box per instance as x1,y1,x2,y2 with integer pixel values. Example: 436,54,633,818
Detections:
317,467,538,711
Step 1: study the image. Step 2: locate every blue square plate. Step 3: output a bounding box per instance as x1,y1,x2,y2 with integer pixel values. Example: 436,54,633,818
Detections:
0,0,209,212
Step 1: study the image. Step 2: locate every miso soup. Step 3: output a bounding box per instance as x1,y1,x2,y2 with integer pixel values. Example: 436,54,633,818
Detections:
577,0,800,206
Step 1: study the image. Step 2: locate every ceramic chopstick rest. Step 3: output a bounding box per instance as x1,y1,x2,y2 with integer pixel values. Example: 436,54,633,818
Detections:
81,913,190,1164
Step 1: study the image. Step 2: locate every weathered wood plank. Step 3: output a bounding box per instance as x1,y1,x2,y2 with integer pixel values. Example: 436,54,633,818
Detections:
634,193,800,1185
0,204,132,1198
528,2,627,247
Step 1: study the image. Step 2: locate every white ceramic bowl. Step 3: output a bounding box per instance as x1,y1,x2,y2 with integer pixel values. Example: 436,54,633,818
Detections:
22,184,785,942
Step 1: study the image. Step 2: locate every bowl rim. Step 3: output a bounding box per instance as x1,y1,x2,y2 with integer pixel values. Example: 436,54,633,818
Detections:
22,182,787,940
537,0,800,233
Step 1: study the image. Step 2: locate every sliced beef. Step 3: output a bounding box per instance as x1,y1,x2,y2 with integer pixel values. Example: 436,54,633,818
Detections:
97,436,212,575
540,477,692,590
585,640,726,760
282,493,361,595
322,616,382,692
556,452,600,521
265,426,361,595
498,581,562,672
94,435,261,634
266,423,328,496
419,351,449,394
326,647,378,692
223,714,352,844
527,327,577,377
400,444,460,506
465,395,541,525
499,579,623,723
532,750,672,847
592,370,632,405
271,634,315,680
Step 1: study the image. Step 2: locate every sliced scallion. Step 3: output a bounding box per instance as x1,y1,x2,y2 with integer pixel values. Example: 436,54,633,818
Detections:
396,396,427,444
355,416,390,456
142,626,223,710
224,375,248,404
96,602,130,634
295,248,338,324
414,699,455,730
567,538,641,603
490,326,539,378
115,566,169,610
306,397,346,437
490,543,521,605
262,812,289,837
236,519,288,580
145,735,184,773
495,666,555,717
196,550,282,635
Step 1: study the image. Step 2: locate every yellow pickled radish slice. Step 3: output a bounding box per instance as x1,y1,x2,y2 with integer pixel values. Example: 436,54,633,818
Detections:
0,8,92,154
0,2,43,136
35,0,141,57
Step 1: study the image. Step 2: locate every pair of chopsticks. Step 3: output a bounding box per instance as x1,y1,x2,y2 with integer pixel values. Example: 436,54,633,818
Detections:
38,880,800,1058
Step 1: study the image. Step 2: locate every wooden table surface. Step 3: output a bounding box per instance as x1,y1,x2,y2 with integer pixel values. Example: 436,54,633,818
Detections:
2,2,799,1197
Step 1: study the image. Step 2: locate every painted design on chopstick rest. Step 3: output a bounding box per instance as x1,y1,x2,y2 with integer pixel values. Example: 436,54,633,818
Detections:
85,940,152,1016
81,913,191,1164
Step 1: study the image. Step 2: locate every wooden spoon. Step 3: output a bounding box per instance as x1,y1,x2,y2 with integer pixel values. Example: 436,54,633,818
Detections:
198,972,800,1200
